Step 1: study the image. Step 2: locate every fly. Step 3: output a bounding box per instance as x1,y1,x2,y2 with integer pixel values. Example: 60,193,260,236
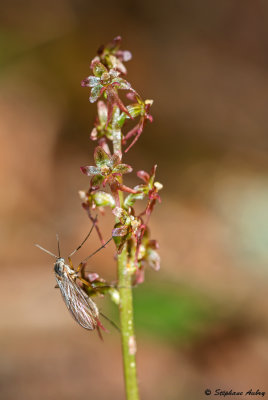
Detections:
35,222,116,338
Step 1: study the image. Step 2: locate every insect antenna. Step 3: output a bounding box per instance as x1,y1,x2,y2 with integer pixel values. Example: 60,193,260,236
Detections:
81,237,113,263
35,244,58,259
99,312,121,333
68,218,97,258
56,233,61,258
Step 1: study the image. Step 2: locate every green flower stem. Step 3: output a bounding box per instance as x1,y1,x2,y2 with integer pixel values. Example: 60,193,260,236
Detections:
113,108,140,400
118,246,139,400
112,127,122,154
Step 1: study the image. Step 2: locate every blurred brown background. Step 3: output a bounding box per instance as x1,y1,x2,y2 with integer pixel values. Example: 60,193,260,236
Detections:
1,1,268,399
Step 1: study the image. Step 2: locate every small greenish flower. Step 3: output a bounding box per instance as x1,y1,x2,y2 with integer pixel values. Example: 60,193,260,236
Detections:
133,229,160,285
112,207,142,253
123,95,154,152
81,146,132,188
81,60,132,123
136,165,163,215
82,270,120,304
97,35,132,75
123,165,163,212
113,207,141,234
138,235,160,271
79,189,115,213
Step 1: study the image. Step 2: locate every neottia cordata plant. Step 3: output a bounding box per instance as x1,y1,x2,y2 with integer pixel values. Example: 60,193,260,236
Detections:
79,36,163,400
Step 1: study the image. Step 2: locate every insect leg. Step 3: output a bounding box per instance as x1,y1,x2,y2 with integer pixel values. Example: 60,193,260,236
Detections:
99,312,120,333
76,277,119,293
68,217,97,258
67,257,75,270
77,276,94,288
75,262,85,274
96,325,104,341
81,237,113,263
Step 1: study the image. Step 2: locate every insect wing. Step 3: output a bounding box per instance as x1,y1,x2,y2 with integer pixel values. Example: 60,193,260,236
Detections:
56,273,99,330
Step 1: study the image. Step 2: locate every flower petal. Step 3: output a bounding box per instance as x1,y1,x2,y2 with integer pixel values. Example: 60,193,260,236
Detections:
93,191,115,207
112,227,132,253
112,226,128,237
109,69,120,79
80,166,101,176
88,76,100,87
137,170,150,183
92,60,108,77
91,174,104,187
112,206,127,220
154,181,163,191
109,288,120,305
78,190,87,202
118,50,132,62
112,77,131,90
109,55,127,75
127,104,142,118
90,84,103,103
124,192,144,208
113,163,133,174
94,146,111,167
90,127,98,140
133,268,145,285
111,151,122,167
147,249,160,271
87,272,100,282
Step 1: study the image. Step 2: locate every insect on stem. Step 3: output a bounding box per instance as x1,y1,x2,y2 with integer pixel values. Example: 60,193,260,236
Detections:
35,229,115,336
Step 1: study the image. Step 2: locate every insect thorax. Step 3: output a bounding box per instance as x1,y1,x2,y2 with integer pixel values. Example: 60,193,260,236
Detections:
54,258,66,277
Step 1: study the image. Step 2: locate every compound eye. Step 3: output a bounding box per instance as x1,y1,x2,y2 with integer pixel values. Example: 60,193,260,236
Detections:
54,262,63,275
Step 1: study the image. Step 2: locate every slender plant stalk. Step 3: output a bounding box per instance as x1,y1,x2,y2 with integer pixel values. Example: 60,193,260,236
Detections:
80,36,162,400
113,121,140,400
118,246,139,400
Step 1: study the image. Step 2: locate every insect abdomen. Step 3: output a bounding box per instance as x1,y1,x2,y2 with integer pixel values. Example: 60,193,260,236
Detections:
56,273,99,330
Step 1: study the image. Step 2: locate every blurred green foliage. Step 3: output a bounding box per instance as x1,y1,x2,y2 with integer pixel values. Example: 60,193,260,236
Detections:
107,279,220,344
133,281,219,343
